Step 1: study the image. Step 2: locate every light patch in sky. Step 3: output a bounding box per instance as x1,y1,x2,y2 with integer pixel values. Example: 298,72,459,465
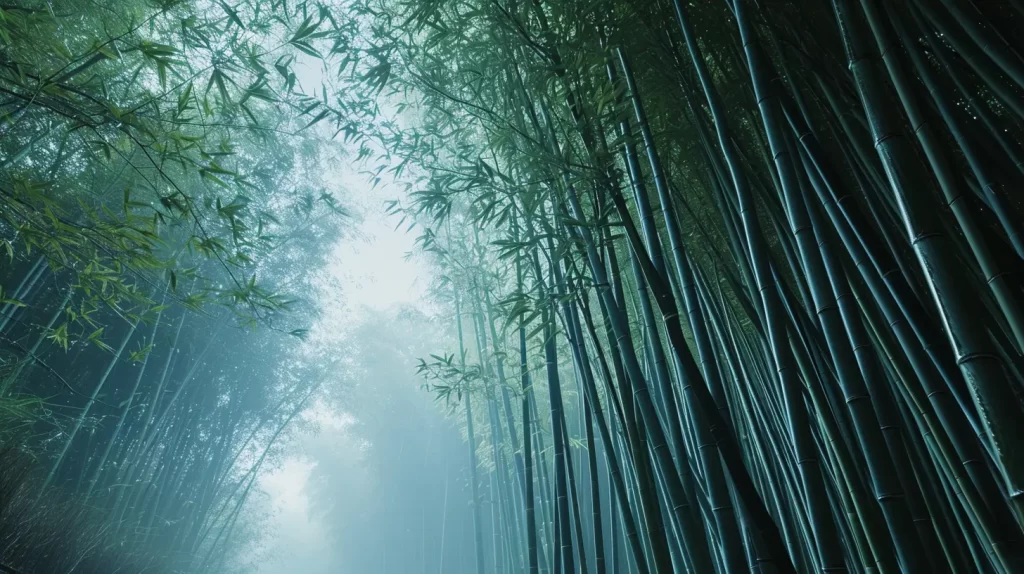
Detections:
257,153,430,571
331,206,428,311
256,459,333,574
304,397,356,432
257,51,432,573
305,158,432,349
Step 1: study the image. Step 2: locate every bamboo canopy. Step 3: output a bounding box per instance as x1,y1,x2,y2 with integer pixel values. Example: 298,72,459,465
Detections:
4,0,1024,571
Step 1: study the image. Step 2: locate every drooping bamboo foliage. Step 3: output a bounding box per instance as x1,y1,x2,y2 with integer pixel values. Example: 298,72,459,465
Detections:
0,1,356,571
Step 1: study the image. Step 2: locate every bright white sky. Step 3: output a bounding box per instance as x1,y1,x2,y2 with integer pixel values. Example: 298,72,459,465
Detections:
257,459,332,573
254,156,431,573
250,52,435,574
330,204,431,310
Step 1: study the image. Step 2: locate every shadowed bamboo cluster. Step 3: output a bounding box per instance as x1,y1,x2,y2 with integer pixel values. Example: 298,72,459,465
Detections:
0,445,174,573
387,0,1024,572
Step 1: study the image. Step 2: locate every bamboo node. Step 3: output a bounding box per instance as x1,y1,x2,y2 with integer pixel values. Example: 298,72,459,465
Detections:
873,132,899,148
985,272,1009,285
955,352,998,365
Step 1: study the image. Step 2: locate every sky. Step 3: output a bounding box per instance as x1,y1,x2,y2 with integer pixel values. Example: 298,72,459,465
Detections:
248,53,441,573
329,204,431,312
253,169,430,573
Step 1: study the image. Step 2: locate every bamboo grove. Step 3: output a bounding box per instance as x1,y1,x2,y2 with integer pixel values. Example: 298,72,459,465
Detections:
0,0,357,571
370,0,1024,572
6,0,1024,571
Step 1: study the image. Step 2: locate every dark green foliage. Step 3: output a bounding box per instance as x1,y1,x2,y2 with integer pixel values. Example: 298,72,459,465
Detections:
7,0,1024,571
0,445,172,573
0,0,352,570
376,0,1024,572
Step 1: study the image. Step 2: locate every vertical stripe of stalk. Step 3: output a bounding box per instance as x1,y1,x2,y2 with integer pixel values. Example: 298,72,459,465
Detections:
833,0,1024,553
673,1,844,569
734,0,927,568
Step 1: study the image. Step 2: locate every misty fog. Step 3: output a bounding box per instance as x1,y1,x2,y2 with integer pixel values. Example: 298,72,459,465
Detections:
5,1,1024,573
